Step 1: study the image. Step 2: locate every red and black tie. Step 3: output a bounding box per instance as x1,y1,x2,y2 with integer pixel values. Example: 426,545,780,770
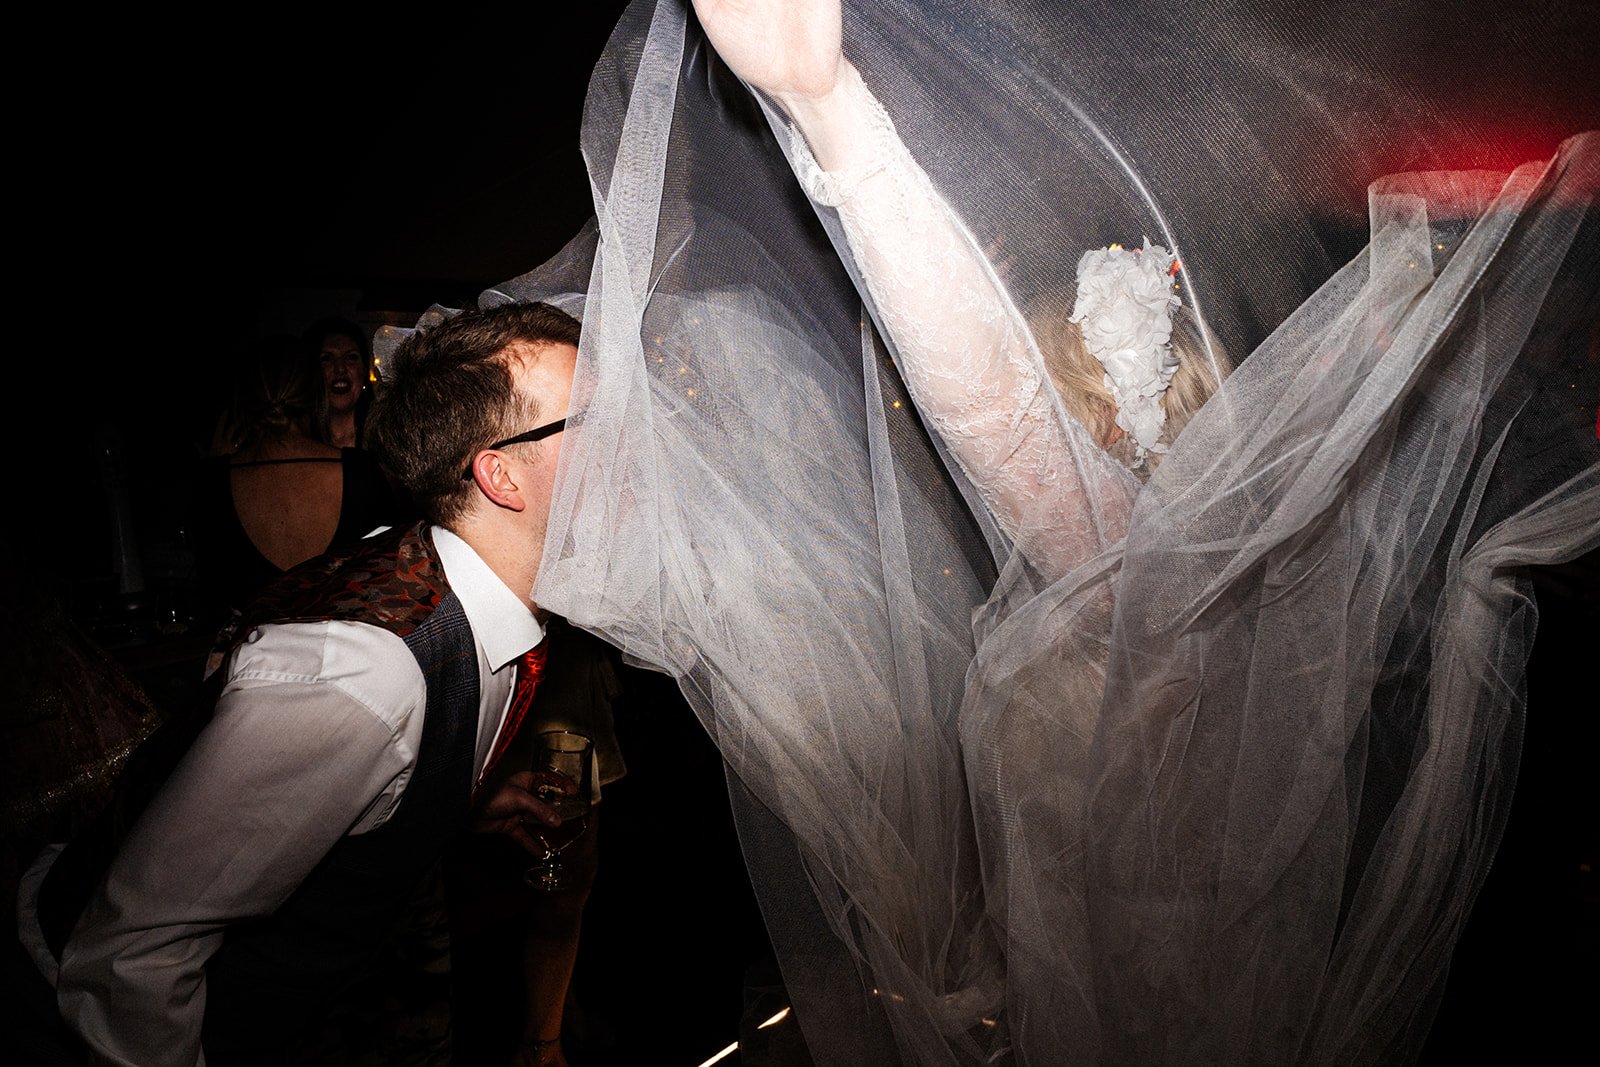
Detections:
476,639,548,791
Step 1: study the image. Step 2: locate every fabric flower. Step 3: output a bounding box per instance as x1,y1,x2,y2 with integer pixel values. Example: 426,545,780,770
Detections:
1069,238,1181,461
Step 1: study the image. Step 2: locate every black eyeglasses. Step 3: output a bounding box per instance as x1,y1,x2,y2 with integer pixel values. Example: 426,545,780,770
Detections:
460,418,567,480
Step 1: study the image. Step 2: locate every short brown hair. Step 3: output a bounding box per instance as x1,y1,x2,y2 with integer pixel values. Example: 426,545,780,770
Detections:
366,303,581,525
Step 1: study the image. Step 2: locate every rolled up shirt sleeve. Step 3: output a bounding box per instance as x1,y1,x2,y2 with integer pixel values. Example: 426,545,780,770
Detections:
55,620,425,1067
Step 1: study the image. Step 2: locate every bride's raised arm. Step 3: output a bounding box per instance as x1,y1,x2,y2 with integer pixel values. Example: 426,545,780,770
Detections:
694,0,1137,582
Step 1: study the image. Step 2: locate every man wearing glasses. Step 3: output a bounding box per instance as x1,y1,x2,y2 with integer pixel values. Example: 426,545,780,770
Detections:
42,303,588,1065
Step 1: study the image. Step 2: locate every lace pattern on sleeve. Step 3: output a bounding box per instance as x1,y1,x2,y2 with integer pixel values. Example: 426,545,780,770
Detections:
784,70,1137,582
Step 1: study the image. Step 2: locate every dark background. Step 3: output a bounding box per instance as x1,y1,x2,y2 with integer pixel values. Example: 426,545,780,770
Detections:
49,3,631,457
24,2,639,627
24,0,1598,582
13,1,1595,1063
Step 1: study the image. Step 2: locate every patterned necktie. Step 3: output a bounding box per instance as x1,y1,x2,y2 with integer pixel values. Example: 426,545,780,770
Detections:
477,638,548,790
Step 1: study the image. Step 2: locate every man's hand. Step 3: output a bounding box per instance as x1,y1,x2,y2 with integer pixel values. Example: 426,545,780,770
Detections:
471,770,575,859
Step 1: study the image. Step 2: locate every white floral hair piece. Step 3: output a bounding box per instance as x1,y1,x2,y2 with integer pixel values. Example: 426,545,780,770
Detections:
1069,238,1181,462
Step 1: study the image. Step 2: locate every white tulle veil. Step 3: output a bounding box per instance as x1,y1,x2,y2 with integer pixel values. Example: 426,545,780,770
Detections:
383,1,1598,1062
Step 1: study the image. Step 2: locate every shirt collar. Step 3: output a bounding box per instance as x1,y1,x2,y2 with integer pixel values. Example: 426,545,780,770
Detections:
431,525,545,672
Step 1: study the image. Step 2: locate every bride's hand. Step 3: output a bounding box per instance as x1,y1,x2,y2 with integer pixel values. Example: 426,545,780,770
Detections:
692,0,844,109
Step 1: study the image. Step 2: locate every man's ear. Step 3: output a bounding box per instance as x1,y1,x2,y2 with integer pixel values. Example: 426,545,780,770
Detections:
467,450,527,512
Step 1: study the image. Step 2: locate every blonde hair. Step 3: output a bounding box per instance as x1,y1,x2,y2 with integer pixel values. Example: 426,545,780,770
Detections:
1028,296,1229,475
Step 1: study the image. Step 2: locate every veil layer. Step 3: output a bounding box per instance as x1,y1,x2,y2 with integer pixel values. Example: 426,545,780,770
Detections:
390,1,1598,1061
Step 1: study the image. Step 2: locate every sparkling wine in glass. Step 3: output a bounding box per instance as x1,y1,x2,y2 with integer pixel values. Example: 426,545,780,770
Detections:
525,730,593,892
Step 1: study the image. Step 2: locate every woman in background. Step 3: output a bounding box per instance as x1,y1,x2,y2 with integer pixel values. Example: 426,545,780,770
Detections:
194,334,396,619
304,316,376,449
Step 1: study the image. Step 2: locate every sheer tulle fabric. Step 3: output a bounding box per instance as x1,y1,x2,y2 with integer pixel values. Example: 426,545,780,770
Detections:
383,1,1598,1062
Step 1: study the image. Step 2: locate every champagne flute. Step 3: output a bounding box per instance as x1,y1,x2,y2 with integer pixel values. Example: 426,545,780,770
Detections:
525,730,593,892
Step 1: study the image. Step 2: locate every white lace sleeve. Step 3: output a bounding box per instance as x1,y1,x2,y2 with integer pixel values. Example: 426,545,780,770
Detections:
781,66,1137,582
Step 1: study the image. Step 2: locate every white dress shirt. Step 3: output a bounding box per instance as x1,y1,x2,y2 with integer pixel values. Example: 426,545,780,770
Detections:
50,527,544,1067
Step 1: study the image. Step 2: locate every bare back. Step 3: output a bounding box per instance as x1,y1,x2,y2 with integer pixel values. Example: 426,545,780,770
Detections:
229,440,345,571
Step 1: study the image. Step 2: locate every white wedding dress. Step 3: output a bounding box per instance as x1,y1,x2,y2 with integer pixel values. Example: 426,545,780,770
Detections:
386,1,1599,1062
